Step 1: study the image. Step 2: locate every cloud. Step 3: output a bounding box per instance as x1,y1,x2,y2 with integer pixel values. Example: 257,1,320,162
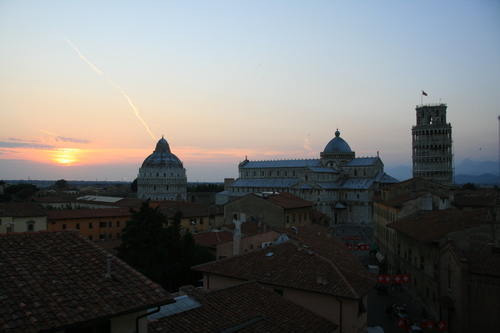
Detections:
55,136,91,144
0,141,58,150
303,135,313,151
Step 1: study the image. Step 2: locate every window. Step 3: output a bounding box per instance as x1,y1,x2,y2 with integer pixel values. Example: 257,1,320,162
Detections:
100,234,106,240
26,220,35,231
100,222,106,228
116,221,120,227
89,235,93,240
89,222,93,229
397,243,401,257
274,289,283,296
433,263,439,280
62,224,66,230
108,234,112,239
76,223,80,230
420,255,425,271
108,221,112,227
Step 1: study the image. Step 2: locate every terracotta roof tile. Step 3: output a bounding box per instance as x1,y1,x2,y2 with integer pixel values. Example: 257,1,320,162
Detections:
388,208,488,243
266,192,315,209
194,225,375,299
192,231,233,247
148,281,338,332
0,230,172,332
46,207,131,220
0,202,46,218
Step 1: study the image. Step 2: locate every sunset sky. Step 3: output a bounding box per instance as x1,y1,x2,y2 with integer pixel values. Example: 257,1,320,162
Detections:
1,1,499,182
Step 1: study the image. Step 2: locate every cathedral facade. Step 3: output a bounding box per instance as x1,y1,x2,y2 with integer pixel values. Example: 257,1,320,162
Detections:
137,136,187,201
227,130,399,225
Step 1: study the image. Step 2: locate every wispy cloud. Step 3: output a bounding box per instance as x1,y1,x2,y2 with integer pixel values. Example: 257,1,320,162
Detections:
0,141,58,150
55,136,91,144
65,37,156,140
303,135,313,151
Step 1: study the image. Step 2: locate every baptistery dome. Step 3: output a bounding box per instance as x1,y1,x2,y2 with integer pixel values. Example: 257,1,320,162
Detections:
137,136,187,201
141,137,184,168
323,130,352,153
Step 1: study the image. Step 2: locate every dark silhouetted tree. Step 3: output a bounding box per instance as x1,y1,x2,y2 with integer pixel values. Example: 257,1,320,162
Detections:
131,178,138,192
461,182,478,191
116,201,214,292
55,179,68,189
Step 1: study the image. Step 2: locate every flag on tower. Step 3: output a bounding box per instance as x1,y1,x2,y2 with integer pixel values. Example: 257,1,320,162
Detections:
422,90,428,96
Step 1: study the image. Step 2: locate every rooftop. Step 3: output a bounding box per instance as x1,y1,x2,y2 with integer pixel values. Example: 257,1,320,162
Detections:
194,225,375,299
0,230,172,332
388,208,489,243
148,281,338,333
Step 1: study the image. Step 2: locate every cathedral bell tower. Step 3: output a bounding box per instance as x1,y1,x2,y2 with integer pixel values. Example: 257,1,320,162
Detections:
412,103,453,186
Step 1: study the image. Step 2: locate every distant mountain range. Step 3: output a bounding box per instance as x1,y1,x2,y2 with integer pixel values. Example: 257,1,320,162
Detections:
385,159,500,185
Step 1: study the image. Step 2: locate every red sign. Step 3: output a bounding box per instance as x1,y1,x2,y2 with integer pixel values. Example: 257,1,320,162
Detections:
393,274,402,284
347,244,352,250
402,274,410,283
437,321,447,331
397,318,406,328
341,235,345,240
422,321,434,330
377,274,391,284
354,244,359,250
355,235,360,240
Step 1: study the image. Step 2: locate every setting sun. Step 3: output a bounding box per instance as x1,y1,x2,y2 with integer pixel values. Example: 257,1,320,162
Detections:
52,148,81,165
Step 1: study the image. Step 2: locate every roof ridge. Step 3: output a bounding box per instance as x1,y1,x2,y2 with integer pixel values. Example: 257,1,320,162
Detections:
310,250,360,299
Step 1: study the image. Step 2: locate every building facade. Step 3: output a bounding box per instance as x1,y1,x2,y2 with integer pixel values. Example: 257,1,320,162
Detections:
227,130,398,225
412,103,453,186
137,136,187,201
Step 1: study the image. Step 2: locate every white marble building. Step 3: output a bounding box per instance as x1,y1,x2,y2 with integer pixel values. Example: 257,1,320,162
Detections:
137,136,187,201
227,130,399,225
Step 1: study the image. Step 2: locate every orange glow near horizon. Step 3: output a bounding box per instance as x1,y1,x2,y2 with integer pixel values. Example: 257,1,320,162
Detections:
52,148,81,165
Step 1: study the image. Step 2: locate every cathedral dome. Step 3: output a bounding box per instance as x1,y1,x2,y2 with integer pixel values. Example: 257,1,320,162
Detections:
141,136,183,168
323,130,352,153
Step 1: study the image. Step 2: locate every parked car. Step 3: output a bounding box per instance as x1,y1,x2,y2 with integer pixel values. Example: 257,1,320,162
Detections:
392,304,410,319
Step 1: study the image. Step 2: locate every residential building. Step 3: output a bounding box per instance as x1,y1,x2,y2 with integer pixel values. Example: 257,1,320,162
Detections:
137,136,187,201
46,207,131,241
193,224,376,332
226,129,399,225
0,202,47,233
372,178,453,272
223,192,317,228
439,240,500,333
387,208,492,321
412,103,453,186
148,281,338,332
0,230,173,333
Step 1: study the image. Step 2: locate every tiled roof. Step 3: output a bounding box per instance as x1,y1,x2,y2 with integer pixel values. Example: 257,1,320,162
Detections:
388,208,488,243
148,281,338,333
279,224,375,297
465,248,500,277
344,156,380,166
34,195,78,203
0,230,172,332
193,231,234,248
266,192,314,209
194,226,375,299
308,166,339,173
0,202,47,218
373,192,426,207
228,178,300,188
46,207,131,220
240,159,322,168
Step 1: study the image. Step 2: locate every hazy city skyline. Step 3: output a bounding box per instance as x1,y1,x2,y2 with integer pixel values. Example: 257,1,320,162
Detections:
1,1,499,182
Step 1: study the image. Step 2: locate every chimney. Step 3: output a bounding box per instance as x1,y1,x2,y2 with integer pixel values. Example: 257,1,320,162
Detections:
105,254,113,278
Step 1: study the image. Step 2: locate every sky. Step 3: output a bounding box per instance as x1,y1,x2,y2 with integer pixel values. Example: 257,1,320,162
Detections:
1,0,499,182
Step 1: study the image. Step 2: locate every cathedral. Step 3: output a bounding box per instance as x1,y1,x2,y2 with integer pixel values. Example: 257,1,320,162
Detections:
137,136,187,201
226,130,399,225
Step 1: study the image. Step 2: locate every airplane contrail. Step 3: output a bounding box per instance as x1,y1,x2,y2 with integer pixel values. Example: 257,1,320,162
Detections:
65,37,156,140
